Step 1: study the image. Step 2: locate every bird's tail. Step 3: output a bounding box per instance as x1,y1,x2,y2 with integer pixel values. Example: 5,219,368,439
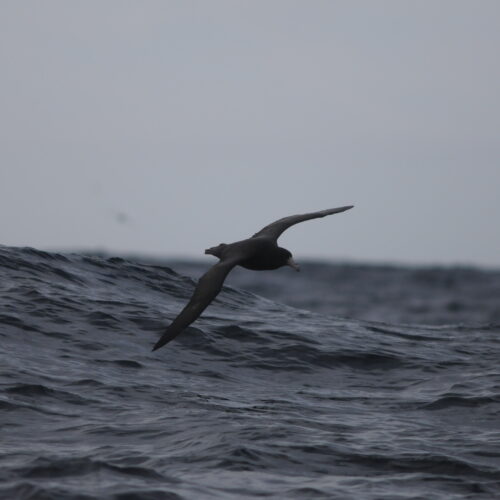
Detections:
204,243,227,258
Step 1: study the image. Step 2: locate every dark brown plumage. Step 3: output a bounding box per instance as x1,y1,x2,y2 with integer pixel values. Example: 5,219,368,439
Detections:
152,205,353,351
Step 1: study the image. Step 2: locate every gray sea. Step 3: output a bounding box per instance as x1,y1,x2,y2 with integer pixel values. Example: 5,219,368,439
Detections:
1,245,500,499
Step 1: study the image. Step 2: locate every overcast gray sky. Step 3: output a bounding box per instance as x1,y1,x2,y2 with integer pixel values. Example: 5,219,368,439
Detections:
1,1,499,266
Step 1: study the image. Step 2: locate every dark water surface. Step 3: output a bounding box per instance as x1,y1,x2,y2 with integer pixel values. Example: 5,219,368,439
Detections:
1,245,500,499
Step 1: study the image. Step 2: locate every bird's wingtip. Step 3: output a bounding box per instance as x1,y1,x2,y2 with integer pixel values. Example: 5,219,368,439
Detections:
332,205,354,213
151,338,166,352
152,330,177,351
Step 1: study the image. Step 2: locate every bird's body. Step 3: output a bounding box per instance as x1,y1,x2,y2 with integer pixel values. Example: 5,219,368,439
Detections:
235,238,290,271
152,205,353,351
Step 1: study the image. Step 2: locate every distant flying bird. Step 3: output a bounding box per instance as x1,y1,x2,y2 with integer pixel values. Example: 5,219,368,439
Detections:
152,205,354,351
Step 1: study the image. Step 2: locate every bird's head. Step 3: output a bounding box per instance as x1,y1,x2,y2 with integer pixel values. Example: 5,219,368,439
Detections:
281,248,300,272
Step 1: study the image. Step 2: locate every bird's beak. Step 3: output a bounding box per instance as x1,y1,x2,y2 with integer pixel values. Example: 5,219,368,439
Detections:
287,257,300,272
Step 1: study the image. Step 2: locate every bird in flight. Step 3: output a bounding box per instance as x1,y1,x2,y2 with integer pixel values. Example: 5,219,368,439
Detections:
152,205,353,351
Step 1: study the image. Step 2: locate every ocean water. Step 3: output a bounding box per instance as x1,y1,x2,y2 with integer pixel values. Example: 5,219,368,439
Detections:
1,245,500,500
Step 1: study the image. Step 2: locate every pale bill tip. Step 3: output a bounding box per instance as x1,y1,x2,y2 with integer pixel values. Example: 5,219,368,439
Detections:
287,257,300,272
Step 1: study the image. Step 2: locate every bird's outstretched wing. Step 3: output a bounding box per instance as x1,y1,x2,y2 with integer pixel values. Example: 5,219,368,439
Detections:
152,259,240,351
252,205,354,241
